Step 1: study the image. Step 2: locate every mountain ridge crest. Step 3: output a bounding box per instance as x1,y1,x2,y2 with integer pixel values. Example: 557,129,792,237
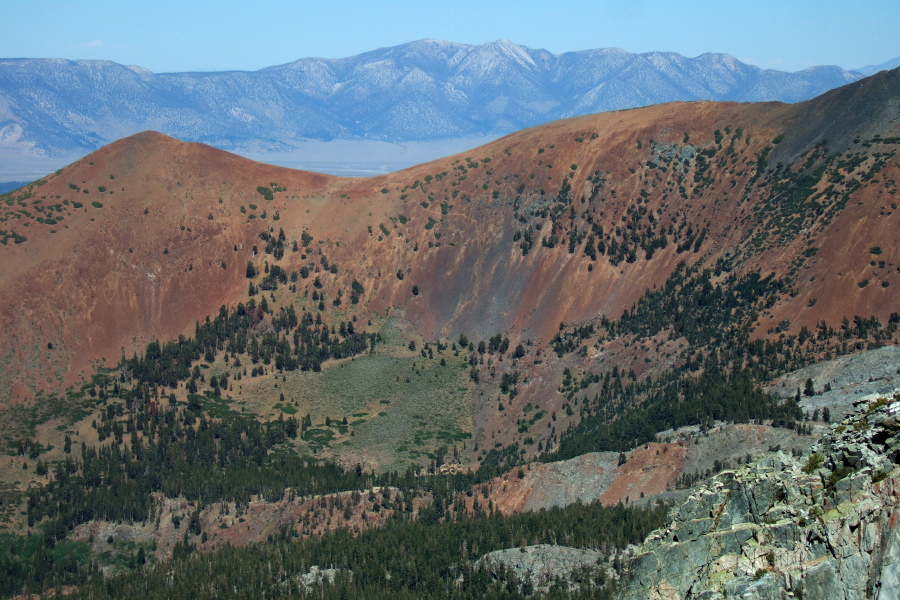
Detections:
0,39,866,159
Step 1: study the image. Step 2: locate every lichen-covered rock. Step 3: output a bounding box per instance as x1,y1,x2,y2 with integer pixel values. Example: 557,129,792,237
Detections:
621,395,900,599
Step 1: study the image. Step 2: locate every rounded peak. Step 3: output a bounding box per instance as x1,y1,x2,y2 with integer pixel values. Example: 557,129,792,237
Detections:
126,130,180,143
409,38,459,47
96,130,185,156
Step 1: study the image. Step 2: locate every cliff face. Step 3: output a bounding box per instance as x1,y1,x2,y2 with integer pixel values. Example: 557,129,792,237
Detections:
622,395,900,599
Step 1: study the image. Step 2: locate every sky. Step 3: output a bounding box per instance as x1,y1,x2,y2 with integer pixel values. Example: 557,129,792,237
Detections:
1,0,898,74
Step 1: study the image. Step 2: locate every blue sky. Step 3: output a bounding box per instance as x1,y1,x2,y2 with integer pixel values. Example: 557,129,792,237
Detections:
2,0,898,73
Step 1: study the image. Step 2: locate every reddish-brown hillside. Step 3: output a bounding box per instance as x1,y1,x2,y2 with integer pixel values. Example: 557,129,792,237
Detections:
1,69,899,407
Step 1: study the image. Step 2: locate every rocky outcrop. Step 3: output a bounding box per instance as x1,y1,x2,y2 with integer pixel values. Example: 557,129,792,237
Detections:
482,424,816,517
767,345,900,423
476,544,607,594
295,566,344,592
621,395,900,599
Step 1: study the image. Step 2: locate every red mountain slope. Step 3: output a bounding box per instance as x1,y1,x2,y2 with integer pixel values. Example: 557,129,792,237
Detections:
0,69,898,407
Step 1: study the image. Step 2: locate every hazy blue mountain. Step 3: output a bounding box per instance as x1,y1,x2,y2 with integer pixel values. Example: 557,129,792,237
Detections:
0,39,864,157
0,181,28,194
855,57,900,76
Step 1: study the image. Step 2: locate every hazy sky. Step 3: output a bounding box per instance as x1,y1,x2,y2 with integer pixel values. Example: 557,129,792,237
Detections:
2,0,897,73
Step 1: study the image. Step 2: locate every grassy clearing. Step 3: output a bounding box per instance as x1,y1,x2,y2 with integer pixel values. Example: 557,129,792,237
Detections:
302,428,335,451
331,350,473,470
272,402,297,415
217,313,474,470
196,394,243,420
248,327,474,469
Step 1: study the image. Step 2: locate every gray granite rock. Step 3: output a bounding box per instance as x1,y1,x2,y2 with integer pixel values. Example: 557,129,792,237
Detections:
620,395,900,599
476,544,605,593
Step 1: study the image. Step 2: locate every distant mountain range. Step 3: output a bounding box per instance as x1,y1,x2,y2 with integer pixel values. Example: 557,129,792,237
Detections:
0,39,870,158
855,56,900,76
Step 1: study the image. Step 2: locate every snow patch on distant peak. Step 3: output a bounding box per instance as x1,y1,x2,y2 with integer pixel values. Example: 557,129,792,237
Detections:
416,38,457,47
127,65,154,76
490,39,537,68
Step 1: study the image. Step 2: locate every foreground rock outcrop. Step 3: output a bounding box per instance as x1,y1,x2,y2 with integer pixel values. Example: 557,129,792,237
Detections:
621,395,900,599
